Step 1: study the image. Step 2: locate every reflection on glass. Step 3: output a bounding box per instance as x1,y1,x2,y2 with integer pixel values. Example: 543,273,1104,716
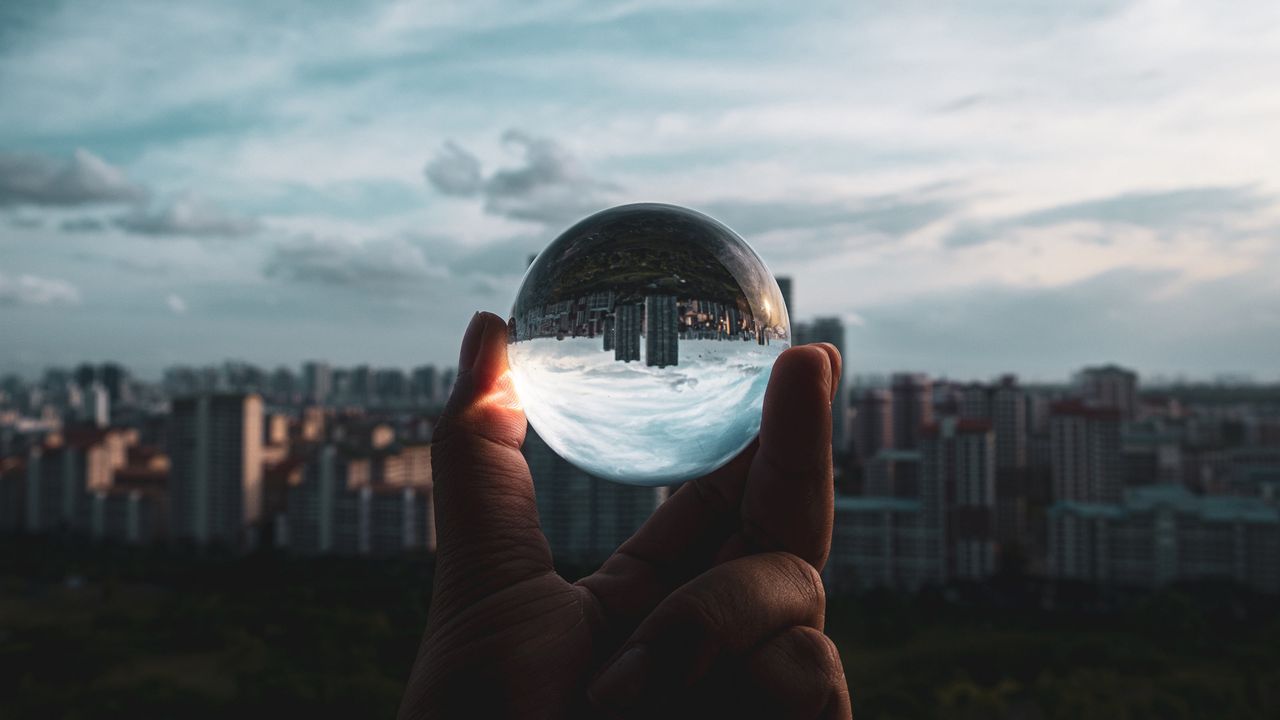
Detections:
508,203,791,486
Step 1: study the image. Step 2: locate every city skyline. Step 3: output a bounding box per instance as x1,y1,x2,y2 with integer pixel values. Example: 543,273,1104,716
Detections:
3,1,1280,381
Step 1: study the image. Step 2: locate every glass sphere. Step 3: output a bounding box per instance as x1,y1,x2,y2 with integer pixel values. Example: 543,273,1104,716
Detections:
507,203,791,486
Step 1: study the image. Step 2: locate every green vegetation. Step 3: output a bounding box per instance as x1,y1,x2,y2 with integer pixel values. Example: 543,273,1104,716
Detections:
2,538,1278,719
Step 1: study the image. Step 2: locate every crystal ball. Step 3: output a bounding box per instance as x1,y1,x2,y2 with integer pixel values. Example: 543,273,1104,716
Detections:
507,203,791,486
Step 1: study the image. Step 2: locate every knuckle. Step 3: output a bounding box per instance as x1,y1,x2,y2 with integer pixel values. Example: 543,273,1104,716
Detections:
783,627,843,681
772,551,826,611
661,585,726,635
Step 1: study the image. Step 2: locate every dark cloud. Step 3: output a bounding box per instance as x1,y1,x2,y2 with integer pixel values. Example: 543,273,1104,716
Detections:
425,129,620,225
946,185,1272,247
71,250,168,274
60,217,107,233
424,141,483,196
6,214,44,228
263,234,442,290
113,194,258,238
936,93,988,113
438,234,542,276
707,194,956,238
0,272,80,306
0,149,146,206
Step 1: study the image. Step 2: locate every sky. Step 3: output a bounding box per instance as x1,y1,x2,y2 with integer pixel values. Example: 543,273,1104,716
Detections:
1,0,1278,382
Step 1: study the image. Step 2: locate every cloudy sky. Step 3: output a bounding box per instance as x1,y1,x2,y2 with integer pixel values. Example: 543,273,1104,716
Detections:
1,0,1278,382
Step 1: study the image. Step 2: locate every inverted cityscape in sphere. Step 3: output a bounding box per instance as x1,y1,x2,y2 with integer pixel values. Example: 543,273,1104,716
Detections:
508,203,791,486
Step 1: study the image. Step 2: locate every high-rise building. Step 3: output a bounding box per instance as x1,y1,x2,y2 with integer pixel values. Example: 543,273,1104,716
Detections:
992,375,1029,470
86,382,110,428
524,428,666,566
1050,400,1122,504
862,449,920,497
89,488,166,545
374,368,409,405
269,367,298,404
614,303,643,363
891,373,933,451
24,429,119,534
303,362,332,405
921,418,997,580
776,276,793,317
350,366,372,405
1077,365,1139,420
644,295,679,368
1048,485,1280,593
286,445,366,554
412,365,439,405
826,496,940,593
280,439,435,555
168,394,264,548
852,389,893,463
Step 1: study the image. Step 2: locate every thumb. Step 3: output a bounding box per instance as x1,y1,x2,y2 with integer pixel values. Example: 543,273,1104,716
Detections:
431,312,552,606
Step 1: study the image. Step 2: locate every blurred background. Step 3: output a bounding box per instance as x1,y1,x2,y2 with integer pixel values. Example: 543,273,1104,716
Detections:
2,1,1279,718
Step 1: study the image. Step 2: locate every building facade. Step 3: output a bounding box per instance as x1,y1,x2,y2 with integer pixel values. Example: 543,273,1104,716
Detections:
168,394,264,548
1048,485,1280,593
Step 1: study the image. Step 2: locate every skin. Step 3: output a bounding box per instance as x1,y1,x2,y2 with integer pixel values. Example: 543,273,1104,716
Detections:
399,311,852,720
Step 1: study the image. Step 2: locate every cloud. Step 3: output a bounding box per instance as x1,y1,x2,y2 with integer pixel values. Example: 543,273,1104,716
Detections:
7,215,44,229
425,129,620,224
0,272,80,306
166,293,187,314
946,186,1273,247
60,217,107,233
847,267,1280,379
704,192,959,260
113,193,258,238
263,234,444,290
424,141,484,196
0,149,146,206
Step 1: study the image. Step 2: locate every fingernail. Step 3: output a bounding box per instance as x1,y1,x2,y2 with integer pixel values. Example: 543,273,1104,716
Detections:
458,312,484,370
588,645,650,712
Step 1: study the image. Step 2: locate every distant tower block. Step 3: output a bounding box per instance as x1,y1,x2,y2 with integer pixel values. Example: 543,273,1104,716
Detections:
602,315,616,352
614,303,642,363
777,276,793,317
644,295,679,368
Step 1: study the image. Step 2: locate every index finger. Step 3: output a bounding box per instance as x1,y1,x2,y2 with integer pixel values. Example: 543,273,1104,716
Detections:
732,342,839,569
577,343,838,624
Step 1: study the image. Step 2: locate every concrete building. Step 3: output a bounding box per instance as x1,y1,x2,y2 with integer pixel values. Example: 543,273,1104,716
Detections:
1048,485,1280,593
1204,447,1280,501
1077,365,1140,420
862,449,920,497
524,428,666,566
921,418,998,580
303,362,331,405
776,276,793,317
1050,400,1122,504
168,394,264,548
283,443,434,555
826,496,942,593
992,376,1029,471
891,373,933,451
644,295,680,368
23,429,122,534
613,303,643,363
411,365,439,406
89,488,166,544
852,389,893,464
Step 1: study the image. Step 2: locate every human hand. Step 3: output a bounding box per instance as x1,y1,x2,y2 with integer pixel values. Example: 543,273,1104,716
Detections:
398,311,851,719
